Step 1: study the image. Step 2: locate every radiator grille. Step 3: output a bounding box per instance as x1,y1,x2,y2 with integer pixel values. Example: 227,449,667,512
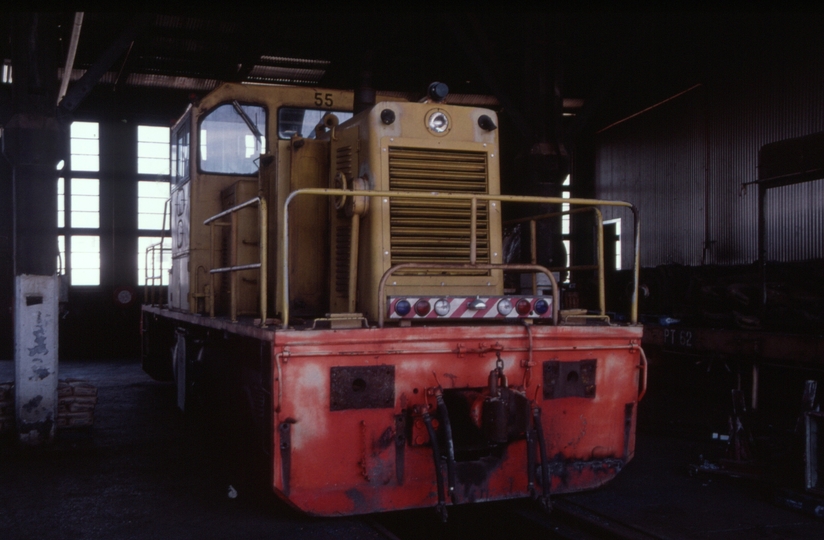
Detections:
334,222,351,294
388,147,489,267
336,145,354,178
333,144,354,296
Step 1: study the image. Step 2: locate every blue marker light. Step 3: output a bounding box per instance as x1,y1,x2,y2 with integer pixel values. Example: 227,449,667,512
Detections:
395,299,412,316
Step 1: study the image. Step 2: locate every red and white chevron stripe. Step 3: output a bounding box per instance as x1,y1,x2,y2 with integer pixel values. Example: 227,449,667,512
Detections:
387,296,552,319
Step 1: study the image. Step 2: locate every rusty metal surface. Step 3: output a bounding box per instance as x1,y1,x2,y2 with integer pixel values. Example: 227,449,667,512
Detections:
330,366,395,411
270,323,644,516
542,359,597,399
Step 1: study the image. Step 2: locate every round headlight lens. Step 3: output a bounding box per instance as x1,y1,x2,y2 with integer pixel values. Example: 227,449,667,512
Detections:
434,298,451,316
497,298,513,316
414,299,431,316
515,299,532,315
395,299,411,316
534,299,550,315
428,112,449,134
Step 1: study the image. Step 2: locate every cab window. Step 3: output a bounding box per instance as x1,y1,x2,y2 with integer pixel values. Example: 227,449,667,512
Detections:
199,102,267,175
278,107,353,140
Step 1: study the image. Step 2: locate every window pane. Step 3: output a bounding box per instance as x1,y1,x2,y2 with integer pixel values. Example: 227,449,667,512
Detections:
70,138,98,155
71,269,99,286
70,179,99,228
71,155,99,172
138,141,169,159
173,121,191,185
70,121,99,172
71,122,99,139
200,103,266,175
278,107,353,140
72,212,99,228
138,157,170,175
72,179,98,195
561,191,570,235
71,196,99,212
138,126,171,175
138,236,171,286
138,125,169,142
70,235,100,286
138,180,170,230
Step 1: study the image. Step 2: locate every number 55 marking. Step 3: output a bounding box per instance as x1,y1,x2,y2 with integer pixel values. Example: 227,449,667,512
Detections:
314,92,334,107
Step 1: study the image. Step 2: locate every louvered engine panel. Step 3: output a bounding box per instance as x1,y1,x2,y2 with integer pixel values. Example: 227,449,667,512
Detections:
388,147,489,268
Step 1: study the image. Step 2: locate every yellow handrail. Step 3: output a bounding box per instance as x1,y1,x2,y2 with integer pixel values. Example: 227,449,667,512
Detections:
203,196,268,326
144,198,172,306
281,188,640,329
503,206,606,316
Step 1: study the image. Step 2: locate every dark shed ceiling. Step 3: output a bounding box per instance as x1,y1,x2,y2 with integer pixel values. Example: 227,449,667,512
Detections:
2,11,823,137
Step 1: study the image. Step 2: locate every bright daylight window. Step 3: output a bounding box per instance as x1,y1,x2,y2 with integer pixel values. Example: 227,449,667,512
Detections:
138,181,170,230
138,126,170,175
58,121,101,286
605,218,622,270
561,175,571,282
70,121,99,172
71,179,100,229
70,235,101,286
137,125,172,286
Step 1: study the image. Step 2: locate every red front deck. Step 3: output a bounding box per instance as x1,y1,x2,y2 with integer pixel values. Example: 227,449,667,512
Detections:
271,323,644,516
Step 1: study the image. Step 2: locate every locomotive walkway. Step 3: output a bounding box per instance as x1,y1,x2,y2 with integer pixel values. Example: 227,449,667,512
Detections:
1,358,820,539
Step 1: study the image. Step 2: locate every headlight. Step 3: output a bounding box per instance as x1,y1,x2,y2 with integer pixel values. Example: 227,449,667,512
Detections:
426,110,450,135
497,298,513,316
434,298,450,316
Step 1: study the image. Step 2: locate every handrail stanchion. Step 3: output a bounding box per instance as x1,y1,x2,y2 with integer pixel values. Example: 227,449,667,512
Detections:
258,198,268,326
530,219,538,296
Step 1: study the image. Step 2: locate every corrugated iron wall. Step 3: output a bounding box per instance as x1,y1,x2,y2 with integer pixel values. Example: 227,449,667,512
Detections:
596,86,706,268
595,52,824,267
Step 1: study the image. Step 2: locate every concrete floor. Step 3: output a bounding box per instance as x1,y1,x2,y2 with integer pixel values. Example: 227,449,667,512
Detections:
1,358,822,539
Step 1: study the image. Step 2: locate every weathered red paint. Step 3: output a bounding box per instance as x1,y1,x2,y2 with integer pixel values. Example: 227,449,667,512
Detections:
271,323,643,516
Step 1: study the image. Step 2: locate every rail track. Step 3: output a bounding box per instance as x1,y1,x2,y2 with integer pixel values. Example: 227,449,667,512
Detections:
364,497,668,540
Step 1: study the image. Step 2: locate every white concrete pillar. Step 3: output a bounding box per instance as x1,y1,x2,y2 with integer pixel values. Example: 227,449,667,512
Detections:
15,274,59,445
